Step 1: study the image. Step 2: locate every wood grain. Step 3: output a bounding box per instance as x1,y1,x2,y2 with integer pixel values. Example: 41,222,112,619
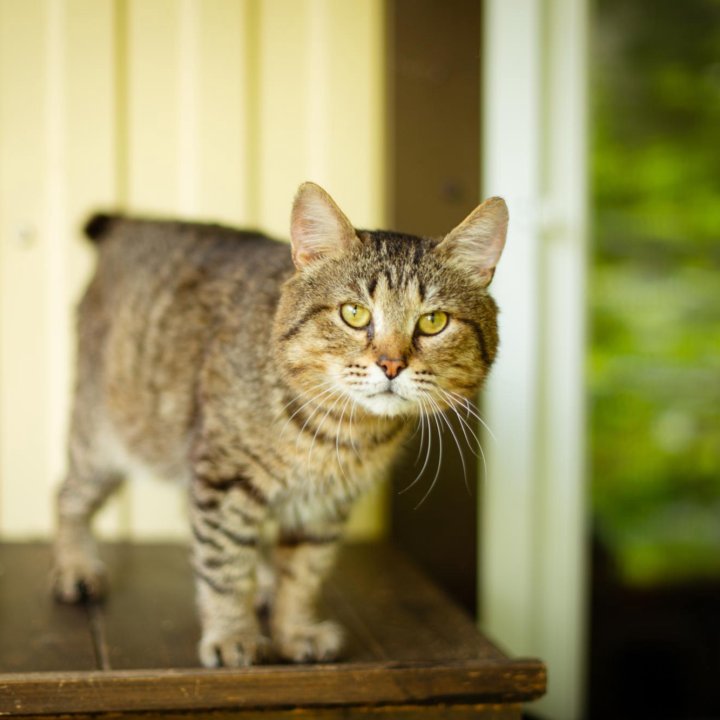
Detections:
0,661,544,715
0,543,96,672
98,543,200,669
0,542,545,716
329,543,504,663
2,704,523,720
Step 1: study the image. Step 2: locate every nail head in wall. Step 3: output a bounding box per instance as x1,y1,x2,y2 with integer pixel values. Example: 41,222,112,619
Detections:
16,224,37,249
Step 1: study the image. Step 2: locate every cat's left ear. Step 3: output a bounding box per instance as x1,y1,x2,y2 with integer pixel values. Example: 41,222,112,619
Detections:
437,197,508,287
290,182,360,269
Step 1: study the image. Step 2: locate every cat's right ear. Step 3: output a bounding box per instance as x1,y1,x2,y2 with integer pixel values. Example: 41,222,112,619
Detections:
290,182,360,269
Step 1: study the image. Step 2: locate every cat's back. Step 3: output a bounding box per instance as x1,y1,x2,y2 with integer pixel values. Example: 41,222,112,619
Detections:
85,214,292,296
75,214,293,472
82,214,294,349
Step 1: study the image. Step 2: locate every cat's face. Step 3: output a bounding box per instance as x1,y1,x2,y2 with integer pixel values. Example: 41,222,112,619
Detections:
273,183,507,420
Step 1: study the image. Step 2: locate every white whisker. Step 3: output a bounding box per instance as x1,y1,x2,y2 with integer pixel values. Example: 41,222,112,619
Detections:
426,393,469,495
279,382,337,438
439,388,489,482
415,405,444,509
413,400,427,466
445,389,497,443
306,390,345,473
335,394,353,482
294,387,342,450
348,399,360,458
438,389,482,452
399,395,432,495
274,379,335,422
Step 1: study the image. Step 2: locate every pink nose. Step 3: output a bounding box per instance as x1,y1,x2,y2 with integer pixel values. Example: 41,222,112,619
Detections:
377,356,406,379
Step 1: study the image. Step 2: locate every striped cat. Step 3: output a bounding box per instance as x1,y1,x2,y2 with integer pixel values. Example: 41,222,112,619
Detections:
52,182,508,667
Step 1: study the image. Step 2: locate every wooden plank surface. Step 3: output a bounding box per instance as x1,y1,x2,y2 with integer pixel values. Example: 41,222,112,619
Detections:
0,544,97,673
98,543,199,669
94,542,505,669
0,542,545,715
329,543,505,663
0,661,544,715
1,704,523,720
98,544,379,669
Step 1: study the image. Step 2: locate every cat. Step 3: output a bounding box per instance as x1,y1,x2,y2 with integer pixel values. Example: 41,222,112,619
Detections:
52,182,508,667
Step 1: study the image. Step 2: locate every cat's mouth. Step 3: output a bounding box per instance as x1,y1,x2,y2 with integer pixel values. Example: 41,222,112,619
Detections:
365,388,414,412
357,387,413,418
368,387,407,400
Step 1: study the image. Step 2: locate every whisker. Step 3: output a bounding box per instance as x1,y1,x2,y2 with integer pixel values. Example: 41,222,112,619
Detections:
294,387,342,449
348,399,361,458
415,406,444,509
445,389,497,443
412,400,427,465
439,390,490,481
426,393,469,496
400,395,432,495
274,379,335,421
297,389,342,494
335,394,353,482
279,382,337,438
448,403,482,458
438,389,482,454
408,411,423,441
306,390,345,472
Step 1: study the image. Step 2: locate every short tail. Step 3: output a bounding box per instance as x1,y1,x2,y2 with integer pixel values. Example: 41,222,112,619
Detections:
83,213,121,243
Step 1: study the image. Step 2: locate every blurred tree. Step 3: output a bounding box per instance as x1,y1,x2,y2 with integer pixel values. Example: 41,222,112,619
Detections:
591,0,720,584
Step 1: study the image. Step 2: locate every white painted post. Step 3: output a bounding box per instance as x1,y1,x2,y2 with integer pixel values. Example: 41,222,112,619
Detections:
480,0,589,718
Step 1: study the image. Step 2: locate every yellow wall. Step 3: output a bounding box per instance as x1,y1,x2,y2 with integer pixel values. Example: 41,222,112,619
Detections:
0,0,387,540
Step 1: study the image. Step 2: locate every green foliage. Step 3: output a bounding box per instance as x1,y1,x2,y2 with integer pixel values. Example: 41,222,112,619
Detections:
591,0,720,584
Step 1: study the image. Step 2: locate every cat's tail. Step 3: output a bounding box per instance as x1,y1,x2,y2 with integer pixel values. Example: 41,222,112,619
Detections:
83,213,121,243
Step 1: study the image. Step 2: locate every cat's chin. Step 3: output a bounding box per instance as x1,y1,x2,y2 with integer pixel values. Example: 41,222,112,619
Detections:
357,391,415,419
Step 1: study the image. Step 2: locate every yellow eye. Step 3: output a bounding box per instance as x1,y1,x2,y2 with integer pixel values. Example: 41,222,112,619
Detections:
417,311,448,335
340,303,372,328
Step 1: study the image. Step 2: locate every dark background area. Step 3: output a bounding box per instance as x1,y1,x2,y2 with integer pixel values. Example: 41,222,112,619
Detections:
387,0,481,617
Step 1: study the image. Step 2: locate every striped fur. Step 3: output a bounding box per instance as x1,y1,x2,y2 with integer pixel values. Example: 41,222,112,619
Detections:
52,183,507,667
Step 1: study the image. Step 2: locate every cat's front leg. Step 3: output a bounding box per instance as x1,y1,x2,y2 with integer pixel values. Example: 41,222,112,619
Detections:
271,504,348,663
190,472,270,667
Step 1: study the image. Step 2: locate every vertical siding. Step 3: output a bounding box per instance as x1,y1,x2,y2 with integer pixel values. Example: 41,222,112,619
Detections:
194,0,253,223
64,0,126,537
123,0,193,538
0,0,52,536
0,0,387,540
256,0,385,233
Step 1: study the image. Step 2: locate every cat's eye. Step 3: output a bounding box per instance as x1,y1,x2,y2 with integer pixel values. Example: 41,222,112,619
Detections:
340,303,372,329
417,311,448,336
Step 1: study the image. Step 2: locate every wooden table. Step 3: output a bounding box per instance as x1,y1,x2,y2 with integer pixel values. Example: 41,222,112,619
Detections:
0,542,545,718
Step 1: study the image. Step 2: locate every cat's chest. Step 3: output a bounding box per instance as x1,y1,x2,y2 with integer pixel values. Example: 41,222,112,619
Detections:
277,419,407,491
249,405,408,501
208,383,410,499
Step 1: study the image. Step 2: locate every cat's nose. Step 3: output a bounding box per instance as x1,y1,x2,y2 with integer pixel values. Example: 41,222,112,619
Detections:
377,355,406,379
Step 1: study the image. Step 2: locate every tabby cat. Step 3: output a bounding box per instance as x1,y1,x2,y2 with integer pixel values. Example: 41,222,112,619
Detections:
52,182,508,667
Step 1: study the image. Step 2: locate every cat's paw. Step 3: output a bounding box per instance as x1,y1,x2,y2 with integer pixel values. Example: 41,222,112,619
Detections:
273,620,344,663
51,556,107,603
198,631,270,668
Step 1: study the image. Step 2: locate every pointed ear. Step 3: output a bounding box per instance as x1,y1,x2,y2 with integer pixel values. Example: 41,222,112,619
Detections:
437,197,508,287
290,182,360,269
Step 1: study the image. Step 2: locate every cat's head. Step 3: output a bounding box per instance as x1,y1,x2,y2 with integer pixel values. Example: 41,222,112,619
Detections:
273,182,507,419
